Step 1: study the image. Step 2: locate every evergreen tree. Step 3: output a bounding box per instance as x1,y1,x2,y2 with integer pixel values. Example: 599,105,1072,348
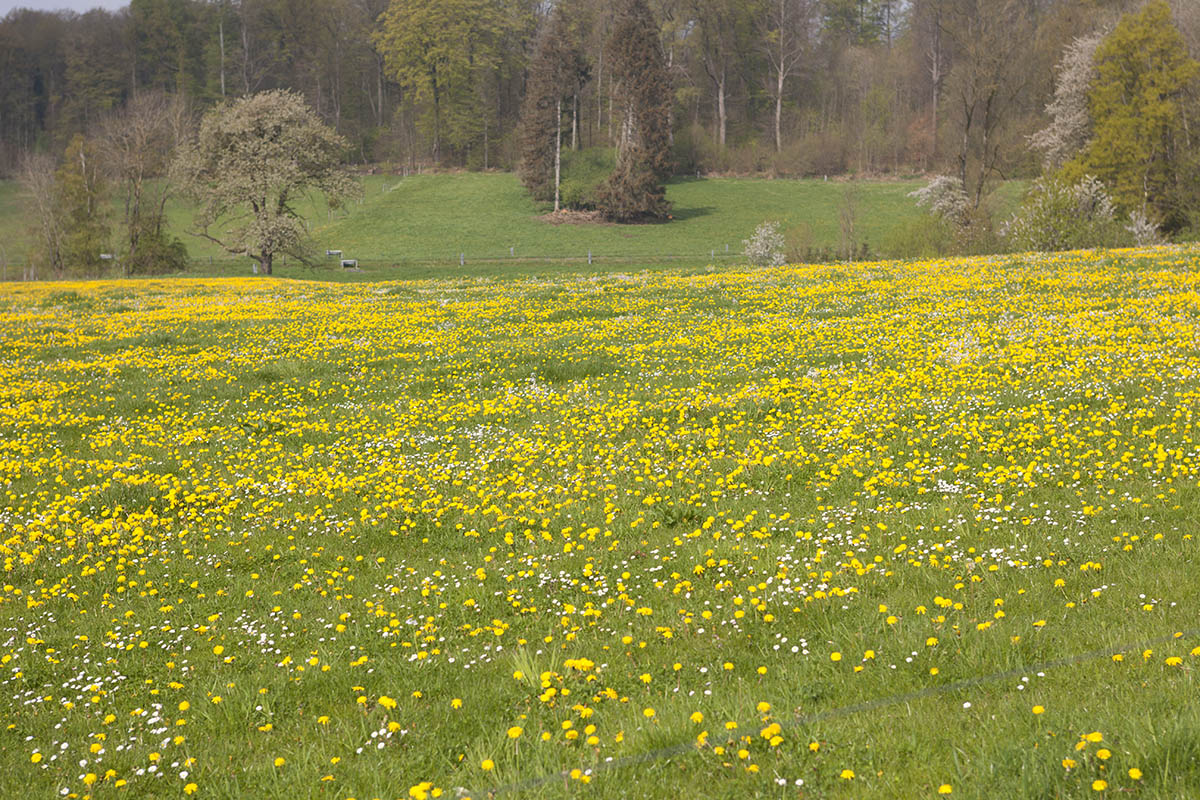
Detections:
519,8,586,209
1064,1,1200,233
595,0,672,222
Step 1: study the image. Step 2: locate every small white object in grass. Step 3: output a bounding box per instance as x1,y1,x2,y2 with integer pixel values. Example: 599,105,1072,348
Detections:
963,702,971,709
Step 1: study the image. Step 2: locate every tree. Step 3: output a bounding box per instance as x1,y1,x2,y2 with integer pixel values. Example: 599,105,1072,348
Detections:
17,151,64,279
56,135,111,276
173,89,359,274
939,0,1035,209
519,8,586,210
1029,30,1105,171
758,0,813,153
1064,1,1200,232
100,91,190,274
689,0,755,150
594,0,672,222
374,0,515,163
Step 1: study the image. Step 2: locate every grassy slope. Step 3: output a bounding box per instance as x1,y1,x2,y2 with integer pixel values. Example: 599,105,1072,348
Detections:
0,173,1029,274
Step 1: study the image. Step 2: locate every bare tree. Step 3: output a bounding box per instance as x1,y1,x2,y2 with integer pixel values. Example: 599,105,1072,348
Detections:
940,0,1035,208
99,91,191,272
758,0,813,153
17,152,64,279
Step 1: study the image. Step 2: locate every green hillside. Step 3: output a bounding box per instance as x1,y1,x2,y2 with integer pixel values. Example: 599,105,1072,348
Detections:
0,172,1029,276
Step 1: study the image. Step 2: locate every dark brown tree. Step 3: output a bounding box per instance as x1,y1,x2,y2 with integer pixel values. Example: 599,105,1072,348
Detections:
595,0,672,222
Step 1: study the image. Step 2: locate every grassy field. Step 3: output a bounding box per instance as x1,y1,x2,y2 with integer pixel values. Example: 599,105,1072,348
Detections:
0,173,1028,276
1,246,1198,798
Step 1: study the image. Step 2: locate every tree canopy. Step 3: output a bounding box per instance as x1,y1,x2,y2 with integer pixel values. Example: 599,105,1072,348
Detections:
173,89,359,274
1064,1,1199,232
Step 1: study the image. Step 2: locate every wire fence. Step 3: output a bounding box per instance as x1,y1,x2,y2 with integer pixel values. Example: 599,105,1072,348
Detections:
0,249,762,280
467,625,1200,797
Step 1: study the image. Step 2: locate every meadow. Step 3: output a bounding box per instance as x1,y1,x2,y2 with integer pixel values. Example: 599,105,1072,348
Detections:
0,174,1029,275
0,247,1198,799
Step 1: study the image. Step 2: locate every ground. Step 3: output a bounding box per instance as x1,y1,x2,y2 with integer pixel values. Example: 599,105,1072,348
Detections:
0,246,1197,799
0,173,1029,274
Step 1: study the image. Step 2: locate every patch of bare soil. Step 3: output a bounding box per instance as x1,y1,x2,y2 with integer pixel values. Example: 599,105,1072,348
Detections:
536,209,611,225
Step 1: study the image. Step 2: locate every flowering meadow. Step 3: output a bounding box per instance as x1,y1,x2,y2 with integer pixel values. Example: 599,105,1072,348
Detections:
1,248,1199,799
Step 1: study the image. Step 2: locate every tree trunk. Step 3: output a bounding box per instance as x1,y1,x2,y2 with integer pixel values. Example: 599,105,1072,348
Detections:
572,93,578,150
431,69,441,164
219,18,226,97
554,96,562,212
260,252,272,275
774,66,785,153
241,15,251,94
716,69,727,149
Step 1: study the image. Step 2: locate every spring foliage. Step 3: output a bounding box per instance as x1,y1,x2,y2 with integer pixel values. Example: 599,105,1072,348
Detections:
1002,175,1124,253
173,90,359,275
1063,1,1200,232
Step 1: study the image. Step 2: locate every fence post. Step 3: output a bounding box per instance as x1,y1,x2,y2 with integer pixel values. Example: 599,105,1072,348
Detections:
588,250,592,265
460,253,464,266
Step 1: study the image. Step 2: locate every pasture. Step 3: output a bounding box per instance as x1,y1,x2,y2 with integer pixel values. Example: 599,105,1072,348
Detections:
0,247,1198,798
0,174,1029,276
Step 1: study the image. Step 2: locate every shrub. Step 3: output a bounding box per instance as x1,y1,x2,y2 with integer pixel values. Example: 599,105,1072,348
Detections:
1125,209,1165,246
743,221,786,266
559,148,615,209
1001,175,1125,252
881,215,956,259
909,175,970,226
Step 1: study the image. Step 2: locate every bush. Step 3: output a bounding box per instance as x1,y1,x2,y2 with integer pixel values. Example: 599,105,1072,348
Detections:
1125,209,1165,246
1001,175,1125,252
881,215,957,259
908,175,970,225
558,147,615,209
743,221,786,266
126,225,189,274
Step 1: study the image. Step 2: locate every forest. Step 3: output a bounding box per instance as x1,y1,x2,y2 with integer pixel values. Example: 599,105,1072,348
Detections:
1,0,1196,178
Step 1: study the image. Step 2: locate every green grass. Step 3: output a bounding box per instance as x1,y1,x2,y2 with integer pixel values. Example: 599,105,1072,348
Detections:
0,173,1029,277
0,247,1197,798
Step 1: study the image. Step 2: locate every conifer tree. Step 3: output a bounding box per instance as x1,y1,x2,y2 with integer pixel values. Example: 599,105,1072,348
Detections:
594,0,672,222
518,8,585,210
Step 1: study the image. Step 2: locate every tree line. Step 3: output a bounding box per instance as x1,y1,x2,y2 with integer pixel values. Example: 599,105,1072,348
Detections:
5,0,1200,276
2,0,1196,179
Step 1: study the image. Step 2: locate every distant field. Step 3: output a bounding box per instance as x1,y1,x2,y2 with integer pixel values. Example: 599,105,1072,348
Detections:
0,173,1028,277
1,247,1198,798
